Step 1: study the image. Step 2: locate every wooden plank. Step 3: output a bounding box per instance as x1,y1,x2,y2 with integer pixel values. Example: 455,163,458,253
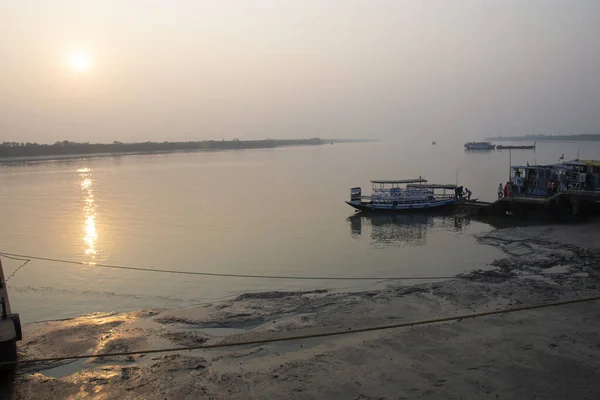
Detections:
561,190,600,198
0,258,16,343
0,258,11,315
499,197,548,205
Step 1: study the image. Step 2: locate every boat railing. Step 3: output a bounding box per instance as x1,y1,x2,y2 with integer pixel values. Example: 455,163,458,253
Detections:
372,188,433,195
361,194,455,202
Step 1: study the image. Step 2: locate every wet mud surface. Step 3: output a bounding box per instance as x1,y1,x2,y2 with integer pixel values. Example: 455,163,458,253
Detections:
4,223,600,399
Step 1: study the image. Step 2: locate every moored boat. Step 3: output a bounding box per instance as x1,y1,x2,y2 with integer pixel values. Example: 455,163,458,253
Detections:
465,141,495,150
346,179,457,212
496,142,536,150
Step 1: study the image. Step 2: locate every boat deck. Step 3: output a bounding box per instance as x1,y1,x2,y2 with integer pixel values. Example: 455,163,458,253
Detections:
498,190,600,204
406,184,457,190
453,190,600,216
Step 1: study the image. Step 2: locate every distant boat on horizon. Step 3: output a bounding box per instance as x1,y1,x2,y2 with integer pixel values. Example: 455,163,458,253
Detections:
465,141,495,150
496,141,536,150
432,141,436,145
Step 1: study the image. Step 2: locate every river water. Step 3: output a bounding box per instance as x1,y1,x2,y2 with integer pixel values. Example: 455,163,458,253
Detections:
1,140,599,322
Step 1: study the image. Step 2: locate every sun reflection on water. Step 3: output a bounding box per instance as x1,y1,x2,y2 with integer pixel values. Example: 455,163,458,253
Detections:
79,168,98,257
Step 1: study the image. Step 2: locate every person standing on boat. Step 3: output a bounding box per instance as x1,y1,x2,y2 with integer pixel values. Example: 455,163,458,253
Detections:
512,173,523,196
559,181,567,192
579,172,586,190
455,186,464,199
503,182,509,198
586,172,593,191
465,188,472,200
498,183,503,199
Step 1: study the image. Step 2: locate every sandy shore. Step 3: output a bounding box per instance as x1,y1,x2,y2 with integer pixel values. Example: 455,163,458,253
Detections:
4,223,600,399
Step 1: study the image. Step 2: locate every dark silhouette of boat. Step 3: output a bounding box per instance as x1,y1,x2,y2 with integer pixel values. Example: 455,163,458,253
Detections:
465,141,495,150
496,142,536,150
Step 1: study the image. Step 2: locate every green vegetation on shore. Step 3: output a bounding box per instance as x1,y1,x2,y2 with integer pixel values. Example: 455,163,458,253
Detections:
487,134,600,142
0,138,325,159
326,138,379,144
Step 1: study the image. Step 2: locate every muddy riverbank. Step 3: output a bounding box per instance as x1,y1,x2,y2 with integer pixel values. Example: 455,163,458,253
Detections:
6,223,600,399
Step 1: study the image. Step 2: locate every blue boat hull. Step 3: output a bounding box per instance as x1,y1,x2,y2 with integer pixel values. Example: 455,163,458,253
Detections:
346,198,456,212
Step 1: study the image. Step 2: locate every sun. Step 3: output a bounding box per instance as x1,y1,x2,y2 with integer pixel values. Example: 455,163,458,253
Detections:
69,52,92,72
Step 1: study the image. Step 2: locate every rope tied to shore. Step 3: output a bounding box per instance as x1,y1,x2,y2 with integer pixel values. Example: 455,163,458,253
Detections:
0,252,587,282
2,293,599,369
1,254,31,282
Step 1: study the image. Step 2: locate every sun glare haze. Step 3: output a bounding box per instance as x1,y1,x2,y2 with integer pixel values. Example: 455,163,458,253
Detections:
68,51,92,72
2,0,598,144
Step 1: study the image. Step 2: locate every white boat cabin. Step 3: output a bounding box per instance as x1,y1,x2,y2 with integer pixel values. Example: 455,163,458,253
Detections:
347,179,457,212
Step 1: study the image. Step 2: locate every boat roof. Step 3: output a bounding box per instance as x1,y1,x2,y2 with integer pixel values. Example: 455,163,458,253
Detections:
516,159,597,168
512,165,554,169
561,159,600,167
371,179,428,184
582,160,600,167
407,183,457,189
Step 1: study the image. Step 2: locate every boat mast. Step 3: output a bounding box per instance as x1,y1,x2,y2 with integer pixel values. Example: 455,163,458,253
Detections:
456,167,458,186
508,149,512,181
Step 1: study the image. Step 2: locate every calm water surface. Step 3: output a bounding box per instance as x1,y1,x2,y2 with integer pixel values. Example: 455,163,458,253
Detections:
1,140,599,322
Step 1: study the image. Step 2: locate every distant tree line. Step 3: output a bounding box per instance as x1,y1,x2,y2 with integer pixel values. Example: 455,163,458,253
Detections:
327,138,379,143
0,138,324,158
487,134,600,142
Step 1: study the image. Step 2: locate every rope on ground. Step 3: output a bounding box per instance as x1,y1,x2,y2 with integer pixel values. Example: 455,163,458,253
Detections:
0,252,584,282
4,293,600,368
5,259,31,282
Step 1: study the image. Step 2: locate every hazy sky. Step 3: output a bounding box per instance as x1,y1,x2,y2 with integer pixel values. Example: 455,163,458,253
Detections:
1,0,599,143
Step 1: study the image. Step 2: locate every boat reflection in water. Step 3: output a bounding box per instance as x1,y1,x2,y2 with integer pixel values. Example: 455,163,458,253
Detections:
349,212,472,247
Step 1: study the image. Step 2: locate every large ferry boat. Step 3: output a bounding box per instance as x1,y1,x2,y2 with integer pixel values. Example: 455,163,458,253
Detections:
346,179,457,212
496,142,536,150
464,141,495,150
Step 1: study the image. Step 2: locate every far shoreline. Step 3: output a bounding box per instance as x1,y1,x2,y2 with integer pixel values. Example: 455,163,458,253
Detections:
486,134,600,142
0,147,248,165
0,138,376,165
